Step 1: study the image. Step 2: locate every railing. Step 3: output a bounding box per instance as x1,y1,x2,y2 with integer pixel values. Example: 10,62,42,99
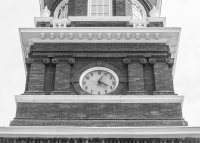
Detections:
34,16,166,28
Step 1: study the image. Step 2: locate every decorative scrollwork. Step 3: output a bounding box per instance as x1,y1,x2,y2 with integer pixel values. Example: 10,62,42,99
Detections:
140,58,147,64
149,58,156,64
123,58,131,64
68,57,75,65
52,58,59,64
25,58,33,64
43,58,50,64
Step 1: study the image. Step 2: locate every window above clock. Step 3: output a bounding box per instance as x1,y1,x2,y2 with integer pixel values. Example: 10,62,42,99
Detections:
88,0,112,17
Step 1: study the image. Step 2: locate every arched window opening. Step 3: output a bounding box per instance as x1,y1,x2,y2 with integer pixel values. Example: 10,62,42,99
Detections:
54,0,69,19
126,0,146,19
58,3,68,19
57,3,68,19
132,1,144,19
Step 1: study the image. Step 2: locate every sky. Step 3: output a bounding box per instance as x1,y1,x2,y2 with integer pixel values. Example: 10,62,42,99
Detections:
0,0,199,127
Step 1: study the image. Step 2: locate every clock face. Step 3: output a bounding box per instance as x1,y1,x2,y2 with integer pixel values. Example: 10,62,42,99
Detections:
79,67,119,95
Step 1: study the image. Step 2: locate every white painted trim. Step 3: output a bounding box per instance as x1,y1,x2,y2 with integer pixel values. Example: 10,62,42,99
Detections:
15,95,184,104
156,0,162,16
19,26,180,78
34,16,166,22
20,27,181,33
39,0,44,11
0,126,200,138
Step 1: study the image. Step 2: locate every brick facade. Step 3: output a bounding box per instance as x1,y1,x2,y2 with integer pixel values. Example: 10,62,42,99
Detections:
23,43,173,96
51,60,71,94
26,61,45,94
14,103,183,119
10,102,187,126
1,138,199,143
153,61,174,95
127,61,147,95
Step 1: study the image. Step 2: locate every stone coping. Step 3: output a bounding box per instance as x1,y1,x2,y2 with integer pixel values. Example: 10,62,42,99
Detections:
15,95,184,104
0,126,200,138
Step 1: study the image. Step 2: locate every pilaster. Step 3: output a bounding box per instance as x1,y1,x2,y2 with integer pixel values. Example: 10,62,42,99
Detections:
51,58,75,95
24,58,46,95
150,58,175,95
125,57,147,95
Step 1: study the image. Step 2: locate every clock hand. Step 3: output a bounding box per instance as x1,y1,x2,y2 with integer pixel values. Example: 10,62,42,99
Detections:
93,79,98,88
99,81,109,86
97,71,108,82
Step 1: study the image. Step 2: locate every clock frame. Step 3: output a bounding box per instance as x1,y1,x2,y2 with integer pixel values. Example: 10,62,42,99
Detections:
79,67,119,95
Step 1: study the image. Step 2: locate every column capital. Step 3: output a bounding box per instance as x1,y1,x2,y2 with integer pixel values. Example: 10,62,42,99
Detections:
166,58,174,67
68,57,75,65
25,58,33,65
123,58,131,64
149,58,156,64
43,58,50,64
52,58,59,64
140,58,147,64
123,57,147,65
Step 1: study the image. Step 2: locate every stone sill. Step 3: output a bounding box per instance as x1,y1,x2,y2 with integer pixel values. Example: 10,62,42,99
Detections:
0,126,200,138
15,95,184,104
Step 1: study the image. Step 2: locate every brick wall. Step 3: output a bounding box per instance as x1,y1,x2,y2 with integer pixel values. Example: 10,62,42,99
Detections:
153,61,174,94
27,61,45,93
10,102,186,126
10,119,187,126
44,62,55,95
52,60,71,94
15,103,183,119
113,0,125,16
24,43,174,95
143,62,155,95
127,61,146,94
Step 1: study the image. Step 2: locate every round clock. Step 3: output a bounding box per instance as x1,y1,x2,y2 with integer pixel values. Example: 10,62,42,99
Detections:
79,67,119,95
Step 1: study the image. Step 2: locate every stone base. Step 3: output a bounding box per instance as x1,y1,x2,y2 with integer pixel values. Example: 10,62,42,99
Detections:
22,91,45,95
10,119,188,126
126,91,148,95
50,91,71,95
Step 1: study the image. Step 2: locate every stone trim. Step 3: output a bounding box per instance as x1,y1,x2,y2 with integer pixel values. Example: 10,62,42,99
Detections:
20,27,180,77
15,95,184,104
0,126,200,138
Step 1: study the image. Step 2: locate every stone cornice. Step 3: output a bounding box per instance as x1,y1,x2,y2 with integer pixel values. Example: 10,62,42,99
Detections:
15,95,184,104
0,126,200,138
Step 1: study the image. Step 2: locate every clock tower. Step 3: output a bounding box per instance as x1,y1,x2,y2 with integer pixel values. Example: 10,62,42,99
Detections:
0,0,200,142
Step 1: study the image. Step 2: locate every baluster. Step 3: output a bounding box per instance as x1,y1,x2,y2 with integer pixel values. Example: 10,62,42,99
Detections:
58,23,62,28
